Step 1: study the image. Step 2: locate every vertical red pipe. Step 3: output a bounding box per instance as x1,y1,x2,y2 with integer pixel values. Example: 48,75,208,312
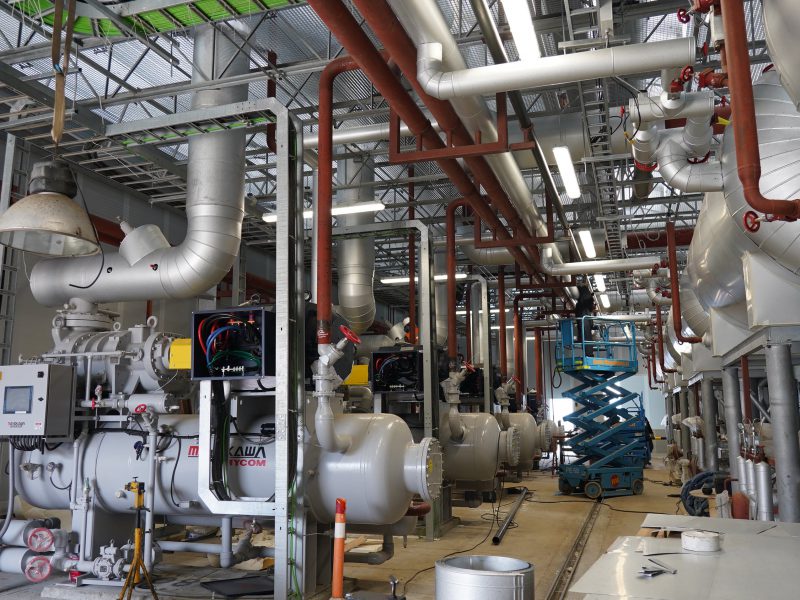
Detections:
498,266,508,379
465,280,472,363
513,301,523,406
316,55,362,345
407,165,417,344
534,328,544,410
741,355,752,421
667,221,702,344
446,200,467,366
145,300,153,320
720,0,800,220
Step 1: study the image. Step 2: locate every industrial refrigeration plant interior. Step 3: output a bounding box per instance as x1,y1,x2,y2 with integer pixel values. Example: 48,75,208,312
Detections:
0,0,799,599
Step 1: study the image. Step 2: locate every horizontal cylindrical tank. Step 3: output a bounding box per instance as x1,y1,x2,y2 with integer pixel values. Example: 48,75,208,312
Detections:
305,413,442,523
15,414,441,526
435,555,534,600
438,412,501,483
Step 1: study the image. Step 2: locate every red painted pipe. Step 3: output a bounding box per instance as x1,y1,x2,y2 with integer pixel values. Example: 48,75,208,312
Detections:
498,266,508,379
655,309,678,374
307,0,539,280
350,0,568,297
407,165,417,344
741,355,752,421
465,280,472,363
720,0,800,220
446,200,467,364
316,55,362,344
666,221,702,344
627,227,693,250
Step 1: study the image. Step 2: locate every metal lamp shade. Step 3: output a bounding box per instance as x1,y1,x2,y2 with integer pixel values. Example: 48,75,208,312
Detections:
0,191,100,256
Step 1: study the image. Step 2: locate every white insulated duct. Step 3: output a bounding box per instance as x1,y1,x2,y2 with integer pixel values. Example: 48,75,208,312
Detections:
764,0,800,109
30,24,249,306
541,254,658,276
416,38,695,100
335,157,376,334
687,74,800,312
387,0,568,272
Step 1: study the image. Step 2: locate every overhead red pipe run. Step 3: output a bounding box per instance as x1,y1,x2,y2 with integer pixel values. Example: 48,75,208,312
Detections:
627,227,693,249
308,0,541,293
349,0,573,301
655,309,678,374
720,0,800,221
666,221,702,344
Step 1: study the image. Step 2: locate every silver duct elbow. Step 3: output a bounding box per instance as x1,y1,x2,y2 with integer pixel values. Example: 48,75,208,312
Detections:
646,279,672,306
656,136,723,193
30,23,249,306
335,158,376,334
458,226,515,265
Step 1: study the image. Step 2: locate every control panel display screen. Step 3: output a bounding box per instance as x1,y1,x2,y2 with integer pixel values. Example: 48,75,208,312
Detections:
4,386,32,414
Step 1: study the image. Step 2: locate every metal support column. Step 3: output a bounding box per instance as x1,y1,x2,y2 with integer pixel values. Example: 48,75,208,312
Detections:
765,343,800,522
679,386,691,458
722,366,742,487
664,391,674,445
702,378,719,472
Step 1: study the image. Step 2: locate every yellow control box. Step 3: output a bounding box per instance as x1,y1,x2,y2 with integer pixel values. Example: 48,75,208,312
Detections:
343,364,369,386
169,338,192,370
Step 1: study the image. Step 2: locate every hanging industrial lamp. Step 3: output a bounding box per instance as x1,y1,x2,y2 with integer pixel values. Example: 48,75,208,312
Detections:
0,160,99,256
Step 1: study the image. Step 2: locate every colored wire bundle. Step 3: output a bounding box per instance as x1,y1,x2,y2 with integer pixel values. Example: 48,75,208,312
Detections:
197,313,262,375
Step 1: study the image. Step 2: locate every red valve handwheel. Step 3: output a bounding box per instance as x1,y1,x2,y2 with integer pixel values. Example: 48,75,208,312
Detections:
464,362,476,373
339,324,361,345
513,376,521,385
743,210,761,233
680,65,695,81
677,8,691,24
134,403,148,414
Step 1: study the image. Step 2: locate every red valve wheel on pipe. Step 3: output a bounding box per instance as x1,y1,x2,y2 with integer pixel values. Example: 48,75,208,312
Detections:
338,324,361,345
743,210,761,233
677,8,691,23
464,362,476,373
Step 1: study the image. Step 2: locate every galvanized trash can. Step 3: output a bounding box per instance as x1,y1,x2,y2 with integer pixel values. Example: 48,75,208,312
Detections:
435,555,534,599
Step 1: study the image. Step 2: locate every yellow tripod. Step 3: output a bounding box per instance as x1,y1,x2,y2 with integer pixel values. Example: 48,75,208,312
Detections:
119,480,159,600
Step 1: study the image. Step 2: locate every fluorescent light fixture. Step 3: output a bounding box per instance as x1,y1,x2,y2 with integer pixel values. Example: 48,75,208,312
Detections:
599,293,611,309
552,146,581,199
500,0,541,61
455,308,502,315
491,325,516,330
380,273,467,285
262,202,384,223
578,229,597,259
593,273,606,293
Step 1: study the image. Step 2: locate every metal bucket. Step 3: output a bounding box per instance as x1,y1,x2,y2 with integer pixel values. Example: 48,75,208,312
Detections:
435,555,534,600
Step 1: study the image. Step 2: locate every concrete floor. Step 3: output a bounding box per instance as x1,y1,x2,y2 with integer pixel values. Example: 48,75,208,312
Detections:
348,457,683,599
0,458,682,599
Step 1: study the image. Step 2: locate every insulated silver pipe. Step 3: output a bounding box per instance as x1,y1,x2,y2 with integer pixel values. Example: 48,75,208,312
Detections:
335,157,376,333
756,461,775,522
30,23,250,306
416,38,694,99
722,366,743,487
702,378,719,472
679,386,691,458
542,256,659,276
765,343,800,522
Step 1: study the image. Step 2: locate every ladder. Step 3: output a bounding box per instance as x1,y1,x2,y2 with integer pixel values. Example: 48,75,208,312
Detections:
562,0,629,298
556,317,648,498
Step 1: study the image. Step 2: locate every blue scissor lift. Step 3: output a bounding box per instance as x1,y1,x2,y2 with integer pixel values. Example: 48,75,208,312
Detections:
556,317,648,499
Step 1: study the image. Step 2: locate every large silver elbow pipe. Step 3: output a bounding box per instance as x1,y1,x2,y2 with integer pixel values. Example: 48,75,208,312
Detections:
656,135,723,193
335,158,376,334
417,38,695,99
646,279,672,306
30,23,249,307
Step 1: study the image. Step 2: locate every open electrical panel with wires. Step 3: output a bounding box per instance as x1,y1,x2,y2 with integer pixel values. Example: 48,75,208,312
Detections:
370,347,424,393
191,307,275,380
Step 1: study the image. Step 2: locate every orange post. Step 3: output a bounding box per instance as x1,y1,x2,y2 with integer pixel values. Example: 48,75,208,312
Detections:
331,498,347,599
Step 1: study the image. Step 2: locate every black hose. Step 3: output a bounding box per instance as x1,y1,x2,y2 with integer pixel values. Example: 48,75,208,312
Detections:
681,471,714,516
